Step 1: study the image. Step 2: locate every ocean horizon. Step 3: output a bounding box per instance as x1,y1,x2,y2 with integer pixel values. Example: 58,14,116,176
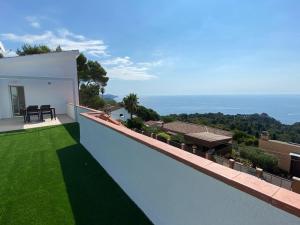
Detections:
118,95,300,125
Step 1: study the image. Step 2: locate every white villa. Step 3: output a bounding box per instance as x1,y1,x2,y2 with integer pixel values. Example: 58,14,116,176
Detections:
0,51,79,119
0,50,300,224
107,105,132,121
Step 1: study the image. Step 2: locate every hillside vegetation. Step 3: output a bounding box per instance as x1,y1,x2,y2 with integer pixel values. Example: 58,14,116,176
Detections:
162,113,300,144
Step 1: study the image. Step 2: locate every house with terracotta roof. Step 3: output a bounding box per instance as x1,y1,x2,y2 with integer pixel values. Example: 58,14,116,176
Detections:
162,121,233,154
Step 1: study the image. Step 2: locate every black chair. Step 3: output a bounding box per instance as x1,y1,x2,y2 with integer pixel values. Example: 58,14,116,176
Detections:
40,105,53,121
26,105,40,122
20,108,27,123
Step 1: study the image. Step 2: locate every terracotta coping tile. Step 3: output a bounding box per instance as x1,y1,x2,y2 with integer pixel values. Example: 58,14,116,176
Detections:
232,173,280,202
203,162,241,183
272,188,300,217
80,112,300,218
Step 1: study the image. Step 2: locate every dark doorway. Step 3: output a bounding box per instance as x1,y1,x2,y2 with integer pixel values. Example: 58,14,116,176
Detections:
290,153,300,177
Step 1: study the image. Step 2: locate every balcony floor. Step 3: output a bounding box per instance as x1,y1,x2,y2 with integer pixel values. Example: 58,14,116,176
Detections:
0,123,152,225
0,114,74,133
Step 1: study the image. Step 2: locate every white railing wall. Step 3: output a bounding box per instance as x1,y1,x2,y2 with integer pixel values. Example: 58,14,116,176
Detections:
78,113,300,225
67,104,101,122
66,103,76,120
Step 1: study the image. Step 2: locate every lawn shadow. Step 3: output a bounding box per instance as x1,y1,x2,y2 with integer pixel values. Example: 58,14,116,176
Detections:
0,129,26,136
62,123,80,142
57,144,153,225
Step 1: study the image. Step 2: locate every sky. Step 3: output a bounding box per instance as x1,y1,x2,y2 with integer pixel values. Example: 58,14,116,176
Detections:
1,0,300,96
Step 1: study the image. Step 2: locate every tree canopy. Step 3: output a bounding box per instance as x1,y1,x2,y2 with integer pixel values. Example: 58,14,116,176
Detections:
16,44,51,56
16,44,66,56
136,105,160,121
76,53,109,109
76,53,108,87
79,83,105,109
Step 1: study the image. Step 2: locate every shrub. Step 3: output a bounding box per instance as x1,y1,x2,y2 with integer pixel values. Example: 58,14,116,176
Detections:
142,126,161,134
240,146,278,172
126,117,144,130
233,130,258,146
170,134,185,143
157,132,171,141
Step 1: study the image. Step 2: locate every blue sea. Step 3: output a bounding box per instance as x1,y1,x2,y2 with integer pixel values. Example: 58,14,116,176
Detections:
132,95,300,125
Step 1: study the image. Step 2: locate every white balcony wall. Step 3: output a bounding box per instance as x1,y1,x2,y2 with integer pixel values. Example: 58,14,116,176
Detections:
78,112,300,225
0,51,78,79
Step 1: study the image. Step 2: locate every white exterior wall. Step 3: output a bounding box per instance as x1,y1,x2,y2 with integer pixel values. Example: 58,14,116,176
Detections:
78,114,300,225
0,79,9,118
110,107,131,121
66,103,76,120
0,51,79,119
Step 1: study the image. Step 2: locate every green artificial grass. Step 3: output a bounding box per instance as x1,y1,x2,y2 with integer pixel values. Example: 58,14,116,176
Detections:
0,123,153,225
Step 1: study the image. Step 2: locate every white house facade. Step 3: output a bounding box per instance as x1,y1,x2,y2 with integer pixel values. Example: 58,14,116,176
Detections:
110,106,132,121
0,51,79,119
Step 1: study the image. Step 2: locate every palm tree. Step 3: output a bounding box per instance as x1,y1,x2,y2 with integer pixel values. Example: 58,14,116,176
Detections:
123,93,139,119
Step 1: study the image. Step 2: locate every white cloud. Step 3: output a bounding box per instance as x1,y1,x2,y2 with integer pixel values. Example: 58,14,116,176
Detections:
102,56,133,66
102,56,161,80
25,16,41,28
1,29,108,57
137,60,163,67
106,65,157,80
0,29,162,80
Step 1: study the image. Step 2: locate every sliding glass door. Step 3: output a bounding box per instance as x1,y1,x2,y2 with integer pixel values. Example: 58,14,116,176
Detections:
10,86,26,116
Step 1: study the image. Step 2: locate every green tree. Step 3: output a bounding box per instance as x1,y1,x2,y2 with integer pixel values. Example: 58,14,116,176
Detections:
136,105,160,121
79,83,105,109
123,93,139,119
77,53,108,87
16,44,51,55
100,87,105,98
76,53,109,109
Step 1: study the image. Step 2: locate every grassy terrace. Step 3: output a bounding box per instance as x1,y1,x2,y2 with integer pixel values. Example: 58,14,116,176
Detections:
0,123,152,225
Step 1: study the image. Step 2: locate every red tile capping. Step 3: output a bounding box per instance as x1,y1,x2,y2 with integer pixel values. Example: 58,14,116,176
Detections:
80,112,300,218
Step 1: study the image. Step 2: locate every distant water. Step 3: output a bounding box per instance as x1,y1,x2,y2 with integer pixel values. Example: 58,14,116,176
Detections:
134,95,300,125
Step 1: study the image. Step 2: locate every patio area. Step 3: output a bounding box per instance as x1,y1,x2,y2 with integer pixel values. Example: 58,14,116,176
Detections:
0,114,75,133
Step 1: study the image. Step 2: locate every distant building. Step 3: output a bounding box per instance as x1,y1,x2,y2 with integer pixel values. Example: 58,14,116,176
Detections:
105,105,132,121
259,132,300,177
162,121,232,154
